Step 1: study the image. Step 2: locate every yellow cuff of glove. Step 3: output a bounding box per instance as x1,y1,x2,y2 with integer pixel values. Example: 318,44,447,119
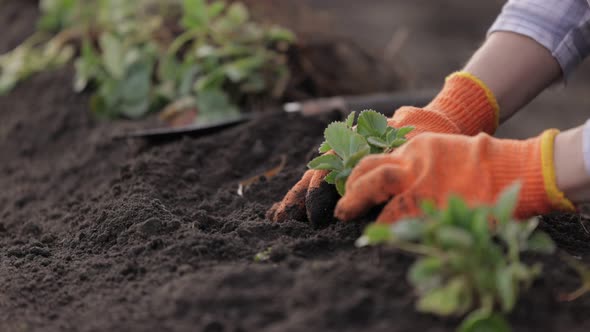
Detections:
448,71,500,130
540,129,576,211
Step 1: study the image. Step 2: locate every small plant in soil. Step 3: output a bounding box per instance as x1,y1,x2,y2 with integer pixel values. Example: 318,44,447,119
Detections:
307,109,413,195
356,184,556,332
1,0,295,121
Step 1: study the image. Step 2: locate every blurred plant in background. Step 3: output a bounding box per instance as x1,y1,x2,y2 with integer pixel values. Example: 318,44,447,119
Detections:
0,0,295,122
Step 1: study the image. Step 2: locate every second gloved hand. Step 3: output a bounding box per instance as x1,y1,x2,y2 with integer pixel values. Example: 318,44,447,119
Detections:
268,71,500,224
335,130,575,223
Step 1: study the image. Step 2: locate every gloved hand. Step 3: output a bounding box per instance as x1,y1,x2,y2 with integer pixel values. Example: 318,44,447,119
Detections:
335,130,575,223
389,71,499,137
267,71,499,224
266,168,341,226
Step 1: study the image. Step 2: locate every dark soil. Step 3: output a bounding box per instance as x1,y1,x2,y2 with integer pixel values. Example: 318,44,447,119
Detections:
3,1,590,332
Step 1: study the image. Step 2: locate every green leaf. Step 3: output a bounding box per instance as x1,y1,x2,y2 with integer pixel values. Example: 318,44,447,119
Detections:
494,182,521,224
442,195,471,228
355,224,393,247
120,61,152,104
392,219,426,241
324,170,338,184
526,232,556,254
74,40,101,92
158,55,180,82
324,122,370,161
356,110,388,137
367,136,389,149
307,154,343,171
226,3,250,25
38,0,77,31
318,141,332,154
344,146,370,169
416,277,465,316
408,257,443,292
267,26,296,43
496,267,516,312
195,89,239,124
436,226,474,249
181,0,209,30
420,200,438,217
194,68,226,92
207,1,226,19
389,138,407,148
396,126,415,138
224,56,265,83
470,208,491,243
458,312,511,332
335,176,347,196
120,99,150,119
345,111,356,128
510,262,536,281
99,33,125,79
178,65,200,97
517,218,540,245
385,127,397,143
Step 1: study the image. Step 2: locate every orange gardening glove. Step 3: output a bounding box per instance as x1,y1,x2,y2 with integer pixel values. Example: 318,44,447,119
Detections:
334,130,575,223
389,71,499,137
267,71,499,224
266,167,339,226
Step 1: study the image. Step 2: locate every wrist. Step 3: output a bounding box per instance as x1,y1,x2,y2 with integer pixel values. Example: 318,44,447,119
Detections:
554,126,590,204
485,130,574,217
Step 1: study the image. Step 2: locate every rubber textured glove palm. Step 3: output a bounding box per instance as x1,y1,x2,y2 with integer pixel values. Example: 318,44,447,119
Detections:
335,130,575,223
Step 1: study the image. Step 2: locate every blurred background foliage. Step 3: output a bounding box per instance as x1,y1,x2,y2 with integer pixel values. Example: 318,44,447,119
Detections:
0,0,295,122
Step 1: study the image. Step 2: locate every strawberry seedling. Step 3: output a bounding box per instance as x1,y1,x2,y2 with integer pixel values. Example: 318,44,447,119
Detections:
356,184,556,332
307,109,413,195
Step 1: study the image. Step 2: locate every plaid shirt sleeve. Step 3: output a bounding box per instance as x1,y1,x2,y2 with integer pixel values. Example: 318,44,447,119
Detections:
488,0,590,77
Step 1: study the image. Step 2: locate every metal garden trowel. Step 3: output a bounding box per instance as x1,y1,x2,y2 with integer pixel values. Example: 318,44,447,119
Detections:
115,89,436,143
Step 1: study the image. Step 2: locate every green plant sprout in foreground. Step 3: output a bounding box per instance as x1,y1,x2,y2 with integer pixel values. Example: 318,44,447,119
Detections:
307,110,414,195
356,184,556,332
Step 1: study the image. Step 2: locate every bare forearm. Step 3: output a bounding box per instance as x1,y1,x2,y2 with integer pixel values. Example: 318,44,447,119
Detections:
464,32,562,122
462,32,590,203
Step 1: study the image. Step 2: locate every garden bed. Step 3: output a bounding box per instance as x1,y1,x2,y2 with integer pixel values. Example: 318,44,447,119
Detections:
2,1,590,332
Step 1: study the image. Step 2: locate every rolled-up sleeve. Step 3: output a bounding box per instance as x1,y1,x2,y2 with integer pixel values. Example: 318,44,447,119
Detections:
488,0,590,77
